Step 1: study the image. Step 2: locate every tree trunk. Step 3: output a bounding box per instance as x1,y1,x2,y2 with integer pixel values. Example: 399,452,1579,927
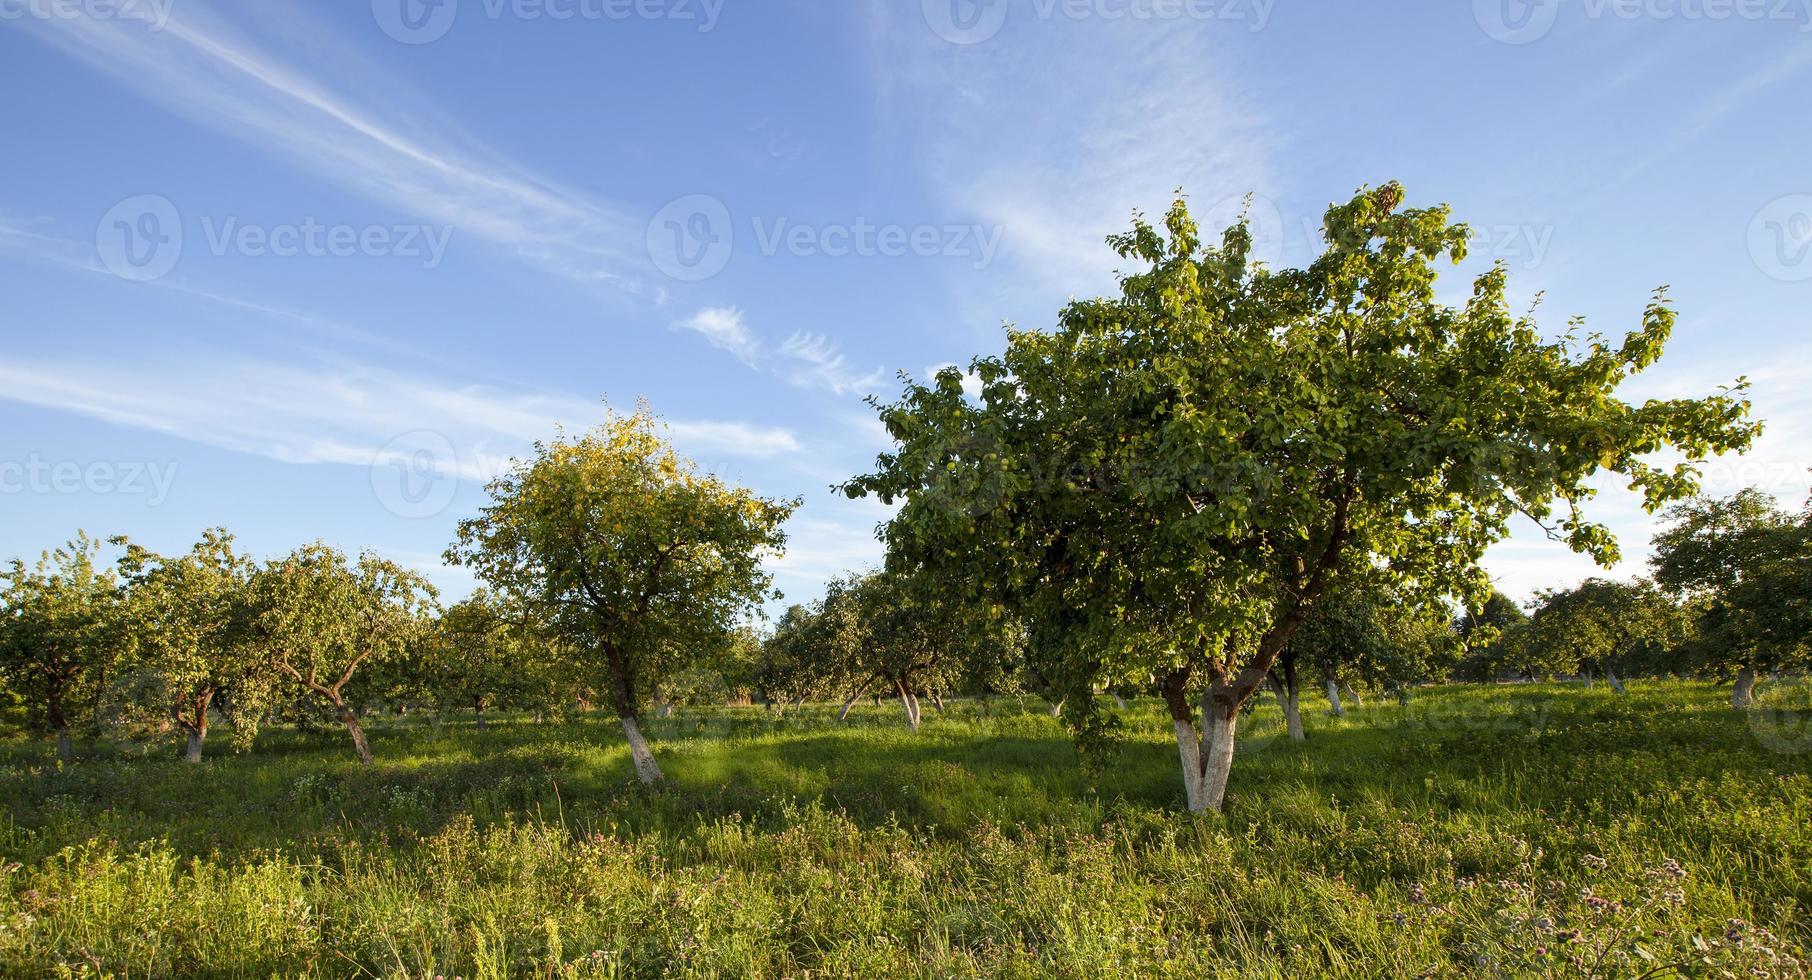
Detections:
1326,680,1346,717
1605,668,1627,695
1162,671,1207,813
474,699,488,731
897,681,920,732
1583,667,1596,688
1282,681,1305,741
838,690,862,722
1199,708,1238,813
1172,717,1205,813
1112,694,1128,709
55,727,72,763
931,691,946,713
619,715,664,784
1733,666,1757,709
1343,682,1363,709
334,701,374,766
174,689,214,763
1048,698,1065,718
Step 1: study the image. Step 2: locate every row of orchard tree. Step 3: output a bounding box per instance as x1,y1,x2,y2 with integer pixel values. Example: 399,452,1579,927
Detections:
5,183,1808,811
0,531,440,764
0,415,797,772
1460,488,1812,708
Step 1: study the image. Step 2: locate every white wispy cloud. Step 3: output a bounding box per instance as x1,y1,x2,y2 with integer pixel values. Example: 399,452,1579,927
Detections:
673,306,762,366
865,10,1274,312
0,350,803,477
781,331,887,397
10,1,648,293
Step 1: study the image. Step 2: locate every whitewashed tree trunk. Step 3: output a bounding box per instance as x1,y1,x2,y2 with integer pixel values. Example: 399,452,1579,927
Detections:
1326,680,1346,717
1343,682,1363,709
1282,684,1305,741
838,691,861,722
1112,694,1128,710
620,716,664,784
1200,710,1238,812
1733,667,1757,709
1582,668,1595,689
184,729,204,763
1173,718,1205,813
1605,669,1627,694
1049,699,1065,718
898,686,921,732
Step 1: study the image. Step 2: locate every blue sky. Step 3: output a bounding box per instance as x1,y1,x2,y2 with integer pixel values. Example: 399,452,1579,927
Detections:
2,0,1809,612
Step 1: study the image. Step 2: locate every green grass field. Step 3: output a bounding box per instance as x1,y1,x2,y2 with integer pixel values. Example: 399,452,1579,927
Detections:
2,681,1808,977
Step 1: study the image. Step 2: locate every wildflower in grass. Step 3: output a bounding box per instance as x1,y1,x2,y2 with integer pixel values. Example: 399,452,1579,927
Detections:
1582,853,1608,870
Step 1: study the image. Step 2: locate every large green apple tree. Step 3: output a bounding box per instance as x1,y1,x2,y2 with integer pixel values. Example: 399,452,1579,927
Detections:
845,183,1760,812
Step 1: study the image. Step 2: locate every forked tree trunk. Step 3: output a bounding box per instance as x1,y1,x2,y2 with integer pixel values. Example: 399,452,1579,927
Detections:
1282,681,1305,741
897,681,921,732
1326,680,1346,718
619,715,664,784
333,700,374,766
1605,669,1627,695
1733,667,1757,709
1048,699,1065,719
1199,708,1238,812
838,690,862,722
176,689,214,763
